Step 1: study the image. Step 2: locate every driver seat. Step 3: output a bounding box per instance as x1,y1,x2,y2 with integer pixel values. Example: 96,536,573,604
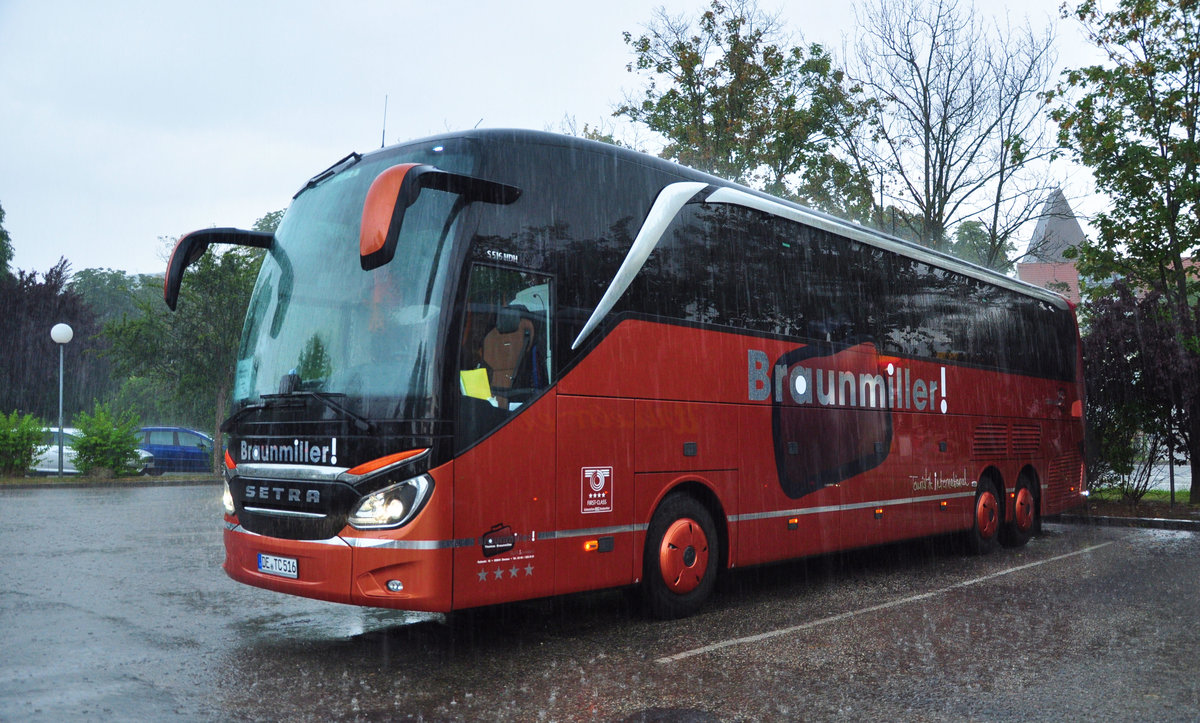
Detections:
482,305,533,409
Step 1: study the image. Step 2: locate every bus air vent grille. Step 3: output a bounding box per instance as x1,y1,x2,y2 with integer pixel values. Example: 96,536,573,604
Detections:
1011,424,1041,455
971,424,1008,459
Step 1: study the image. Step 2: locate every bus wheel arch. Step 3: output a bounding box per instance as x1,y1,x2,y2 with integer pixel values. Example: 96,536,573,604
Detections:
1001,467,1040,548
640,484,724,619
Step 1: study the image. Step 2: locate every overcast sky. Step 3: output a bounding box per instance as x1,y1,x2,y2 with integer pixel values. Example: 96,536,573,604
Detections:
0,0,1093,278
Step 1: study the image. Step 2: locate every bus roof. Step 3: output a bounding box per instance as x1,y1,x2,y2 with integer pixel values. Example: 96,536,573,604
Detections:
369,129,1071,312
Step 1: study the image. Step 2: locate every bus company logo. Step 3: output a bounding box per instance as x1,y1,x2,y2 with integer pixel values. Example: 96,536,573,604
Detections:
244,484,320,504
481,523,517,558
747,349,949,414
238,438,340,465
581,466,613,514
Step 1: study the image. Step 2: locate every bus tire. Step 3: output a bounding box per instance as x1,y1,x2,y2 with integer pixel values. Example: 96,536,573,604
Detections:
1000,477,1037,548
641,493,718,620
966,478,1001,555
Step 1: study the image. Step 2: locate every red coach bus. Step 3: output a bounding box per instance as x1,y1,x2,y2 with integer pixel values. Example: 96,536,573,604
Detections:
166,129,1086,618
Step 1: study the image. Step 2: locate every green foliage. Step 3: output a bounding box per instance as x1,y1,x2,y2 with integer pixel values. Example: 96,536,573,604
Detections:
948,220,1015,273
1050,0,1200,299
1052,0,1200,502
68,268,158,327
103,241,262,464
253,209,286,234
297,334,332,383
73,403,143,477
0,410,47,476
618,0,873,218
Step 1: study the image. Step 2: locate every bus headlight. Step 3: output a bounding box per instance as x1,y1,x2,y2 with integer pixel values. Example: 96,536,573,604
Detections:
222,480,236,516
348,475,433,529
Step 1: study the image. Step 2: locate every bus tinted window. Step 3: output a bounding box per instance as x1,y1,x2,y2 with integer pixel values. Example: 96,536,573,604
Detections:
632,202,1075,381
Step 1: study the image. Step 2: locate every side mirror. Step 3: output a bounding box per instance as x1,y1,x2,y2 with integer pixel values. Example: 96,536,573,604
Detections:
359,164,521,270
164,228,273,310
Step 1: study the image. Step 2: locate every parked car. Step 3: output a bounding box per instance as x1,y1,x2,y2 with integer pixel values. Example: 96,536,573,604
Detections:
139,426,214,474
33,428,155,475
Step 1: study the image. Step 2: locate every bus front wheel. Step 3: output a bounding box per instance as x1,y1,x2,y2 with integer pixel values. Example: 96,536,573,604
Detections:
641,493,718,619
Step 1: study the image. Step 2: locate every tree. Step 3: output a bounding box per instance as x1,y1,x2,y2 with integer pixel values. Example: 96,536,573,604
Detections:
0,259,106,421
105,243,263,471
618,0,874,217
948,220,1015,272
253,209,285,234
0,202,12,277
851,0,1059,253
1081,280,1197,498
67,269,182,425
1050,0,1200,502
69,268,158,327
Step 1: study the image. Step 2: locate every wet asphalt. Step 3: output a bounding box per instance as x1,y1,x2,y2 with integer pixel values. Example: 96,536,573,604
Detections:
1,483,1197,721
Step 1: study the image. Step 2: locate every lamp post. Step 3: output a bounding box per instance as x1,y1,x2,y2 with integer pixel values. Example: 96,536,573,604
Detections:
50,323,73,477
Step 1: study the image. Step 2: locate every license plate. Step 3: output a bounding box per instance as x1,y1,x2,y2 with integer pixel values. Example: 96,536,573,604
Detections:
257,553,298,579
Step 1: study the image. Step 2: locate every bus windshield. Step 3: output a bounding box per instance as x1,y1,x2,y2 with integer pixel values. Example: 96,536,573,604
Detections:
232,142,477,418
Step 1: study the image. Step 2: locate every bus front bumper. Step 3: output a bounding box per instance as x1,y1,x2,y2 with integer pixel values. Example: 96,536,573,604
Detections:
223,521,453,612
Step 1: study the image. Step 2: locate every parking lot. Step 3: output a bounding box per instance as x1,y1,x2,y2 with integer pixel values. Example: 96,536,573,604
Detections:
1,483,1197,721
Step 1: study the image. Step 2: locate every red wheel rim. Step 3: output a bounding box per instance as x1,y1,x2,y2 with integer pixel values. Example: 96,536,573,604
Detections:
658,518,709,594
976,490,999,540
1014,487,1034,532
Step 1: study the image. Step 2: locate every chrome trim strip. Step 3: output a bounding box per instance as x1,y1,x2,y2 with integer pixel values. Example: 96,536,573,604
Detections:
729,492,979,523
234,463,349,481
703,186,1069,310
224,522,349,546
572,181,709,349
731,504,840,523
227,491,981,551
341,524,652,551
344,537,476,550
537,523,648,540
243,505,327,519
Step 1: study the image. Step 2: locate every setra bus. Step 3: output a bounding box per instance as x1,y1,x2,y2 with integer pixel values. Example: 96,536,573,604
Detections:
166,129,1086,618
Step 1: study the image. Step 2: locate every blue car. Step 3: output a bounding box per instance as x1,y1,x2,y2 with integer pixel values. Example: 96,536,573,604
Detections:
139,427,214,474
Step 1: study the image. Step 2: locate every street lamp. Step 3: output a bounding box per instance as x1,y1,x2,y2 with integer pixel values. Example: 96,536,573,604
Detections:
50,323,73,477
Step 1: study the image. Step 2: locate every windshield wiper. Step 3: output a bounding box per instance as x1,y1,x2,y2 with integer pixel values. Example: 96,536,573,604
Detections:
262,391,376,433
221,402,270,433
294,152,362,198
222,392,375,434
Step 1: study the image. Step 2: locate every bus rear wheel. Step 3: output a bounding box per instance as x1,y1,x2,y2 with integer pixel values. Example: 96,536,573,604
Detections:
641,493,718,619
966,479,1001,555
1001,479,1037,548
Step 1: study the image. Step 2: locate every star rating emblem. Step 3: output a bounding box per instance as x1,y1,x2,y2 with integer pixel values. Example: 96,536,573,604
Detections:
477,563,536,583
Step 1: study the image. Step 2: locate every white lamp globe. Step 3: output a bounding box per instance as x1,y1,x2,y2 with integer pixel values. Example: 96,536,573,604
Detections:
51,323,74,345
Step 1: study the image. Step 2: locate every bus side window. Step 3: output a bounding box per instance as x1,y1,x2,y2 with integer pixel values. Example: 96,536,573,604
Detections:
457,265,554,443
